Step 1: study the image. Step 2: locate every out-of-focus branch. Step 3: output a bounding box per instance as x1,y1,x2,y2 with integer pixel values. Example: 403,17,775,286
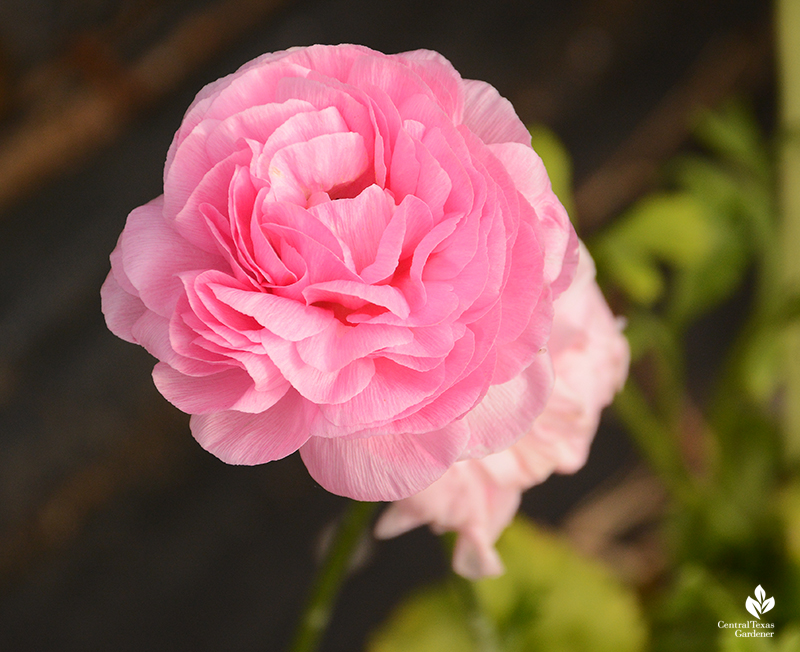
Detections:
563,466,668,587
575,28,771,232
0,0,286,212
0,405,191,585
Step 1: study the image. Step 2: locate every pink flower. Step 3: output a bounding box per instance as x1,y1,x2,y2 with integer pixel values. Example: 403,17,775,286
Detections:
375,243,629,577
101,44,577,501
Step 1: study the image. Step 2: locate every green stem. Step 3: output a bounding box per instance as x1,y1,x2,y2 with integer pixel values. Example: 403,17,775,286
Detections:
450,573,502,652
613,382,694,503
440,532,501,652
289,500,379,652
777,0,800,465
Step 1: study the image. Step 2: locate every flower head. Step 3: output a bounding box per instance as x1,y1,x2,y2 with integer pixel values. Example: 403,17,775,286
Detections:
101,44,577,501
376,243,629,577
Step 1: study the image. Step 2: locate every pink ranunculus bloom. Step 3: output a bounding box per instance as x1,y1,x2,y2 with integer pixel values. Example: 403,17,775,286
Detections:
101,44,577,501
375,243,629,577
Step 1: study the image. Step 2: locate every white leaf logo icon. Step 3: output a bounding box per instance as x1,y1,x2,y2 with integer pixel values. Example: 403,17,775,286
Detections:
746,585,774,619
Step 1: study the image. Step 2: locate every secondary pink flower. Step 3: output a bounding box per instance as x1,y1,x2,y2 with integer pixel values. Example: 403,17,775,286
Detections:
101,44,577,501
375,243,628,577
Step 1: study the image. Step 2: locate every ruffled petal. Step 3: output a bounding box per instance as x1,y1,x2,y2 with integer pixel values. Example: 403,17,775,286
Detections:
121,197,223,316
394,49,465,121
100,270,146,343
308,184,394,273
300,419,470,501
261,333,376,405
190,389,309,464
266,132,371,203
462,352,554,459
489,141,577,291
153,362,282,414
460,79,532,146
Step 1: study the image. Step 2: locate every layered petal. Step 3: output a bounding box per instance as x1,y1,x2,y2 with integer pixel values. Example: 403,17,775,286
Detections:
100,269,146,343
378,243,628,575
300,420,471,501
190,389,309,464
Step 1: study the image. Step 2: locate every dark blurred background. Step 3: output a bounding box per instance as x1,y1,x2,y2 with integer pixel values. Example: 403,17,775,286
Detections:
0,1,773,650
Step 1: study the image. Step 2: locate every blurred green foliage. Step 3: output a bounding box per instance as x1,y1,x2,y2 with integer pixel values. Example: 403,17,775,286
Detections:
593,101,768,332
593,100,800,651
369,518,647,652
370,104,800,650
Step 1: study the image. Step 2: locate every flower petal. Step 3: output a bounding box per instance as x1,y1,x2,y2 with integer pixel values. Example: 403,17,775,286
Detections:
190,389,309,464
461,79,531,145
489,141,577,292
153,362,285,414
121,196,223,317
300,419,470,501
100,270,146,343
462,352,555,459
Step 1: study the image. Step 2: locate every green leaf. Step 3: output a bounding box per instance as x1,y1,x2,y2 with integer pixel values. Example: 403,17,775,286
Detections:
692,100,770,181
370,518,647,652
593,193,716,306
667,218,748,328
477,519,648,652
367,584,475,652
593,165,760,326
670,155,771,233
623,311,682,363
663,155,767,327
671,156,744,210
740,329,783,405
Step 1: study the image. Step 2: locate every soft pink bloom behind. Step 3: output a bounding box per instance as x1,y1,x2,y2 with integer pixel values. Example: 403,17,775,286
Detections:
375,243,629,578
101,44,577,501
